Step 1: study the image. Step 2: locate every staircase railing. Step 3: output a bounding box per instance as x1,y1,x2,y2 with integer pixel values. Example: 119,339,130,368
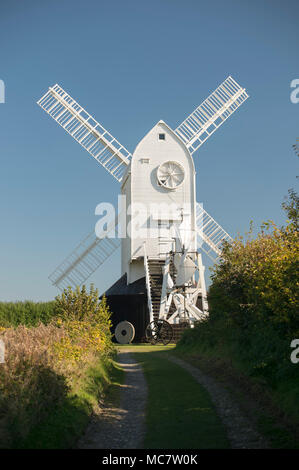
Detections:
143,243,154,323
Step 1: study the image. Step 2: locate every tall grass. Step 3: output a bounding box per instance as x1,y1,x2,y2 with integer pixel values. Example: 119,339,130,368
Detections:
0,324,67,447
0,286,115,448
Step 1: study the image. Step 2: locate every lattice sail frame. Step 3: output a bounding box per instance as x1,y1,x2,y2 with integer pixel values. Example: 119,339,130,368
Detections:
196,203,233,261
38,84,132,182
49,217,121,291
38,76,247,289
175,76,249,154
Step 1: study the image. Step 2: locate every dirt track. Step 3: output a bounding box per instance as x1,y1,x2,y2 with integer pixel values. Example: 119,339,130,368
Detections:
78,351,147,449
78,346,268,449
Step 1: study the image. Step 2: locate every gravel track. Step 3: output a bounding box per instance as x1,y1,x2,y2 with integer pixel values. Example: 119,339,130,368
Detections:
167,355,269,449
78,348,268,449
78,351,147,449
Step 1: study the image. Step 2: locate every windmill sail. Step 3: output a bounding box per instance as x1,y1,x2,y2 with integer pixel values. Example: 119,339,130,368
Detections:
196,203,232,261
38,84,132,182
175,76,249,155
49,217,121,291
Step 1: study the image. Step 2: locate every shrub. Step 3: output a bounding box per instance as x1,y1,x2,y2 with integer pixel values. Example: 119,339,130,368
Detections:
0,285,114,448
179,190,299,389
209,220,299,337
53,285,113,364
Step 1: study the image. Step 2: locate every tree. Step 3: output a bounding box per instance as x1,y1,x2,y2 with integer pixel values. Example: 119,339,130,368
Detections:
282,188,299,231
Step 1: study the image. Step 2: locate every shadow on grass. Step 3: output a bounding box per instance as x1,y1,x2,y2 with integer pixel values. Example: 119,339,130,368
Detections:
14,358,123,449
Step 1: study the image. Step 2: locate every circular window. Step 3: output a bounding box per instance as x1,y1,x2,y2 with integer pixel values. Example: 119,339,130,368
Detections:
157,161,185,190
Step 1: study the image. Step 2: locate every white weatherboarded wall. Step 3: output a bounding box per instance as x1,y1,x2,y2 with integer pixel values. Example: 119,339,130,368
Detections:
121,121,197,284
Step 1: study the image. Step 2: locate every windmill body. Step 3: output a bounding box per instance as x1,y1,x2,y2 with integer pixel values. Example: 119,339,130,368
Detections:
38,76,249,342
122,120,196,285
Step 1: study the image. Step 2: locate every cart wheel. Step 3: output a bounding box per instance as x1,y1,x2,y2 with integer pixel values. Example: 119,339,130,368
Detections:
145,320,173,346
145,321,159,344
159,320,173,345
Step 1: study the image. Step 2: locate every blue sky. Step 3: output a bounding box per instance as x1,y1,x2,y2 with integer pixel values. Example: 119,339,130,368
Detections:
0,0,298,301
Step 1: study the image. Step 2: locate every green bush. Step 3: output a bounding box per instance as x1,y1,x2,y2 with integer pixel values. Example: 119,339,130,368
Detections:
178,190,299,393
209,220,299,338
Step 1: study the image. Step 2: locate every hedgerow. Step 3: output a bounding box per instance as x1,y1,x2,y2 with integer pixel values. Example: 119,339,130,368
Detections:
209,219,299,335
0,285,114,448
178,190,299,396
0,301,56,327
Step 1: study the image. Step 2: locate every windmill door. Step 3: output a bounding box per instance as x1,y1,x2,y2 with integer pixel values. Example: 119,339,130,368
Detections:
158,220,174,257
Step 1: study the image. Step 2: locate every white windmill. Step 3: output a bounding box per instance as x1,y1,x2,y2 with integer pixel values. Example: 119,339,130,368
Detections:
37,76,249,343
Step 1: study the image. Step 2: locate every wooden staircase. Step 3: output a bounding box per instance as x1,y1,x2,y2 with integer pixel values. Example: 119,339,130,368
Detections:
147,258,189,342
147,259,164,321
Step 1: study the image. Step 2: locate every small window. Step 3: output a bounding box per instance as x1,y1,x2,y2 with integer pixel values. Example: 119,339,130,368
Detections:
158,133,165,141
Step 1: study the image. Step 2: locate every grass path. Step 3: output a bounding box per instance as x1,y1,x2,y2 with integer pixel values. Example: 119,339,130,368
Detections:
167,354,268,448
121,345,229,449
